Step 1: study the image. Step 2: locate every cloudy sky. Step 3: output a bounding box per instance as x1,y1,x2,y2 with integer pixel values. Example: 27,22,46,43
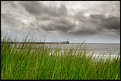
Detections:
1,1,120,43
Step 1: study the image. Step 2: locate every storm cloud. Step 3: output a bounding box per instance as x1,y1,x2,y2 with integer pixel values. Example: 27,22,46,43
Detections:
20,1,67,17
90,14,120,29
1,1,120,43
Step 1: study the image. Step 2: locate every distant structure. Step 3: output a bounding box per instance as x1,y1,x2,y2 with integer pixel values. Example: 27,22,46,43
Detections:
60,40,69,44
6,40,69,44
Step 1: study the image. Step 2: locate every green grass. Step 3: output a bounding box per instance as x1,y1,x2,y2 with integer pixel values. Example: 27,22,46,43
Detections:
1,35,120,80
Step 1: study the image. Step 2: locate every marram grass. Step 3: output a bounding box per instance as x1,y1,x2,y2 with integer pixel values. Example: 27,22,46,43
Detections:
1,36,120,80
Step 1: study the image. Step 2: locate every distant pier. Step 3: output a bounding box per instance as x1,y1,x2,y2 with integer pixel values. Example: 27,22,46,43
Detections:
4,41,69,44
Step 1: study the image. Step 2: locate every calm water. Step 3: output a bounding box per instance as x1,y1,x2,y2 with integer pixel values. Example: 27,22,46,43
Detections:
37,43,120,51
13,43,120,59
41,43,120,59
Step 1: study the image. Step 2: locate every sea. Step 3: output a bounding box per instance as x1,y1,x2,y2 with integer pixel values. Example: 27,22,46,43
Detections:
12,43,120,60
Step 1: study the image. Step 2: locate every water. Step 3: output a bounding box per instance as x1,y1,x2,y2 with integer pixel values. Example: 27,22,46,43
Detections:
12,43,120,59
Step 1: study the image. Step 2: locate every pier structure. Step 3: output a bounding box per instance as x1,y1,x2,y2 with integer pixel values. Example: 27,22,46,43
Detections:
5,41,69,44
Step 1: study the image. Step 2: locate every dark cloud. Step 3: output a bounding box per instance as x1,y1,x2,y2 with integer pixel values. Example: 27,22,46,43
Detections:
36,13,120,36
19,1,67,17
39,17,75,32
1,1,120,43
19,2,43,15
89,14,120,35
90,14,120,29
18,1,73,33
68,29,98,36
105,17,120,29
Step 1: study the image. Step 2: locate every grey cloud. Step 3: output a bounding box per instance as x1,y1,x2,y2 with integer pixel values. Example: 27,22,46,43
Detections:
2,14,22,28
2,1,70,34
90,14,120,29
19,1,67,17
2,13,31,33
90,14,105,21
105,17,120,29
1,1,120,42
1,1,18,8
68,29,98,36
39,17,75,32
89,14,120,35
67,13,120,36
18,1,72,33
19,1,43,15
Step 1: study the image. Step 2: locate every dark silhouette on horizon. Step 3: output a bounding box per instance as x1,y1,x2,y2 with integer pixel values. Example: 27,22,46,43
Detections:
4,40,69,44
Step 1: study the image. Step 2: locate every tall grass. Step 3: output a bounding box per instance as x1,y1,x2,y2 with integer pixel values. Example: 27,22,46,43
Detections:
1,35,120,80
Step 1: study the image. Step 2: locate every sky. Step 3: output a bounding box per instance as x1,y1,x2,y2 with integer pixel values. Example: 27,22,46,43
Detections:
1,1,120,43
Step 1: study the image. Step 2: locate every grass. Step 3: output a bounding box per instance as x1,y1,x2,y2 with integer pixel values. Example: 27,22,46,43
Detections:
1,35,120,80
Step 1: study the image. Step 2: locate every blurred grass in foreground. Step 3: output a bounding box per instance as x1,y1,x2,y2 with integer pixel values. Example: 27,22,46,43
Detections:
1,35,120,80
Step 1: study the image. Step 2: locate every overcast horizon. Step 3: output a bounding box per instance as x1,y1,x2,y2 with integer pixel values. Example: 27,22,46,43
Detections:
1,1,120,43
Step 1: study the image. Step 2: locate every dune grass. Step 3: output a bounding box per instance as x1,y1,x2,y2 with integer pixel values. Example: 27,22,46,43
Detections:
1,36,120,80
